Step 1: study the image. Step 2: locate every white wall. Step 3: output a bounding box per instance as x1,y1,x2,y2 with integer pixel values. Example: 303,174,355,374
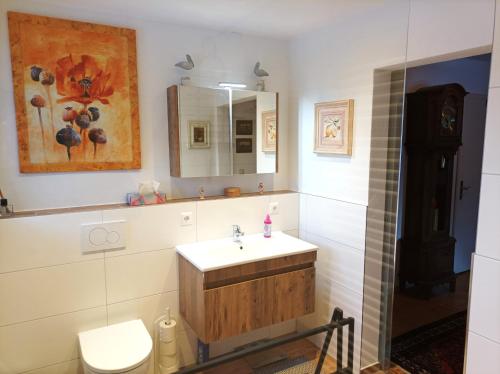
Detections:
0,192,299,373
407,0,495,64
0,0,290,211
288,0,496,371
465,1,500,371
289,2,410,371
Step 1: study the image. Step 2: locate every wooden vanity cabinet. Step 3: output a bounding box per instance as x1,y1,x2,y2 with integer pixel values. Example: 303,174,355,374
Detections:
178,251,316,343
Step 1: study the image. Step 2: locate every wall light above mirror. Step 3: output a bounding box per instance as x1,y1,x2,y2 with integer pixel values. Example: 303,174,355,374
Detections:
167,85,278,178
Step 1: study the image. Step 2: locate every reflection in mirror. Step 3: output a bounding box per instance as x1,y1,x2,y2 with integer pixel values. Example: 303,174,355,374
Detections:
232,90,278,175
178,86,231,177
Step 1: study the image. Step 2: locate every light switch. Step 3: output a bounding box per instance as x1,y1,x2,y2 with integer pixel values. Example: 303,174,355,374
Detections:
81,220,127,253
269,202,279,215
181,212,193,226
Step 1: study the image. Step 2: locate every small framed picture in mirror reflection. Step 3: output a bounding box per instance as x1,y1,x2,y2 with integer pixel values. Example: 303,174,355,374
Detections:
262,110,277,152
236,138,252,153
236,120,253,135
189,121,210,149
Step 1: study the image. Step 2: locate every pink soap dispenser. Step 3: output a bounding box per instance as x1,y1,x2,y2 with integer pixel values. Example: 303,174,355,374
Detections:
264,214,272,238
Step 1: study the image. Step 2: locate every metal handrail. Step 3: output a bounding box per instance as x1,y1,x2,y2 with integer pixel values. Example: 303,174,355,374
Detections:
176,307,355,374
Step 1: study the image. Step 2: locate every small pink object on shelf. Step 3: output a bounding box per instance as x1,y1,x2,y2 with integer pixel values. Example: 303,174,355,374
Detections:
264,214,272,238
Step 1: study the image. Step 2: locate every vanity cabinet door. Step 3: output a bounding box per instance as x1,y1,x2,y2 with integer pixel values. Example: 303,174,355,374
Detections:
204,275,274,341
273,267,315,323
202,267,315,342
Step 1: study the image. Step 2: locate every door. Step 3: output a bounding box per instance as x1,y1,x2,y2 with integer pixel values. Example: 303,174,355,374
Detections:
452,94,487,273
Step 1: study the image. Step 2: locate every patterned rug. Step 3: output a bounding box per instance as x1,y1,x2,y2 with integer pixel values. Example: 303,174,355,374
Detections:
391,311,467,374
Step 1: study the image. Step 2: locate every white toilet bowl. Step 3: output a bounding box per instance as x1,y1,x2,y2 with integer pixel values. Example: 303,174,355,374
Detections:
79,319,153,374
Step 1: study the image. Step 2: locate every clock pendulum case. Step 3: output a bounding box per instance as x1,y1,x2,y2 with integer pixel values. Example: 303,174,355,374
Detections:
399,83,467,298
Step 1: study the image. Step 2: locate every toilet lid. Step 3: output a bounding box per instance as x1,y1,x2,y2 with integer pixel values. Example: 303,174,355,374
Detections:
79,319,153,373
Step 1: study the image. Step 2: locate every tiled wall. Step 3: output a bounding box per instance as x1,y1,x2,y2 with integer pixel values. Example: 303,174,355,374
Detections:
297,193,367,373
0,192,299,374
465,2,500,372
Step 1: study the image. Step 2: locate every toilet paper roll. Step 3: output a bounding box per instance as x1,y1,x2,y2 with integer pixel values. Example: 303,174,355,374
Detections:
159,354,178,371
159,319,176,342
159,339,177,356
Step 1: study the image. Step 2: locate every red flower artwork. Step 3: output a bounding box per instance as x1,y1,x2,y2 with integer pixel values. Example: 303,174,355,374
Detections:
56,54,114,106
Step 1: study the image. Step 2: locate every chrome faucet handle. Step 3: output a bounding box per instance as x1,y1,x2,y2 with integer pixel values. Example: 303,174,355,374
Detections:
232,225,244,237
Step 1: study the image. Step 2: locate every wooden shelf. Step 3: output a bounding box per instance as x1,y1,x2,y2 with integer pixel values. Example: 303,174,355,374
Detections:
0,190,296,220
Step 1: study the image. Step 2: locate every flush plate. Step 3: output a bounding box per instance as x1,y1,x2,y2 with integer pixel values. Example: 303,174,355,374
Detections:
81,220,127,253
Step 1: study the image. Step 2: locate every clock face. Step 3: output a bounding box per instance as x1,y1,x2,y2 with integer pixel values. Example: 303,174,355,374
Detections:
440,98,457,135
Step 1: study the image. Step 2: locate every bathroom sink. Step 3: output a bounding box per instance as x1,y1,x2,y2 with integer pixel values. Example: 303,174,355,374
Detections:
176,231,317,272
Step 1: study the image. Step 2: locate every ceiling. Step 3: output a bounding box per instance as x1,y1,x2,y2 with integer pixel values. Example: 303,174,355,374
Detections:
32,0,376,39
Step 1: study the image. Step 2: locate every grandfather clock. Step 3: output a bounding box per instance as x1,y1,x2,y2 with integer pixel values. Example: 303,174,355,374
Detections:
400,83,467,298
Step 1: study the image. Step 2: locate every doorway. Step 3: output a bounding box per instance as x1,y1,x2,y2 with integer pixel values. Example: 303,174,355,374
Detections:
390,54,490,373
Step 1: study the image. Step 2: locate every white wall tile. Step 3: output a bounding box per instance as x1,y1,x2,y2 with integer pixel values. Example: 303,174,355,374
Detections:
0,307,106,374
209,325,271,358
102,202,197,257
305,195,367,251
196,195,269,241
300,279,363,374
105,249,178,304
22,359,83,374
269,319,297,338
482,88,500,175
269,193,299,232
0,211,103,273
489,0,500,88
466,331,500,374
299,193,308,235
476,174,500,260
107,290,188,335
284,229,299,238
177,328,197,367
0,260,105,326
468,254,500,343
305,232,364,295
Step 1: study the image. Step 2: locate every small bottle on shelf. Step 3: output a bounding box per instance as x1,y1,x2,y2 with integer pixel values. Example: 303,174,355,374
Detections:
264,214,272,238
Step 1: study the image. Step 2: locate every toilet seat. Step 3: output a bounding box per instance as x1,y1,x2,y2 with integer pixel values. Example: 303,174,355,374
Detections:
79,319,153,373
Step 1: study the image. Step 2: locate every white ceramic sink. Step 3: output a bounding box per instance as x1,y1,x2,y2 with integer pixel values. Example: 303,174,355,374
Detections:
176,231,318,272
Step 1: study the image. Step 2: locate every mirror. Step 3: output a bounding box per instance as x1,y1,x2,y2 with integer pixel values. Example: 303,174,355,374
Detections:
178,86,231,178
232,90,278,175
167,85,278,178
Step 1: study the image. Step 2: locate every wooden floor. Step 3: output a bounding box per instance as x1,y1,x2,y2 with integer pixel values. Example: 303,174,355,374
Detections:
392,271,470,338
201,338,408,374
203,338,337,374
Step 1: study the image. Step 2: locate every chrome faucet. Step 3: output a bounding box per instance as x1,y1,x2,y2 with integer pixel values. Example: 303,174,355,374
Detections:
232,224,244,243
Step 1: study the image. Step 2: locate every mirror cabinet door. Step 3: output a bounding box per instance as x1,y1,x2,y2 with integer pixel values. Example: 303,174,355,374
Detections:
232,90,278,175
178,86,231,178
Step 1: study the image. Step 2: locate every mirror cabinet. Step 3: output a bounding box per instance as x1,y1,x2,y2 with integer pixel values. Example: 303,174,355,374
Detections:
167,85,278,178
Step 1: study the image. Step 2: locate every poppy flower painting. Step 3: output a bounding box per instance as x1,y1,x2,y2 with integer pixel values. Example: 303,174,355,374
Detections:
8,12,141,172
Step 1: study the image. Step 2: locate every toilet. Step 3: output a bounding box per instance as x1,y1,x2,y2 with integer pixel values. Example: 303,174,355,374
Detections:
78,319,153,374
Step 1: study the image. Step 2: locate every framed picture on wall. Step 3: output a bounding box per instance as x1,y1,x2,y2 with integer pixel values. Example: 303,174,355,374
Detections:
262,110,276,152
314,99,354,155
236,138,252,153
189,120,210,149
7,12,141,173
235,120,253,135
